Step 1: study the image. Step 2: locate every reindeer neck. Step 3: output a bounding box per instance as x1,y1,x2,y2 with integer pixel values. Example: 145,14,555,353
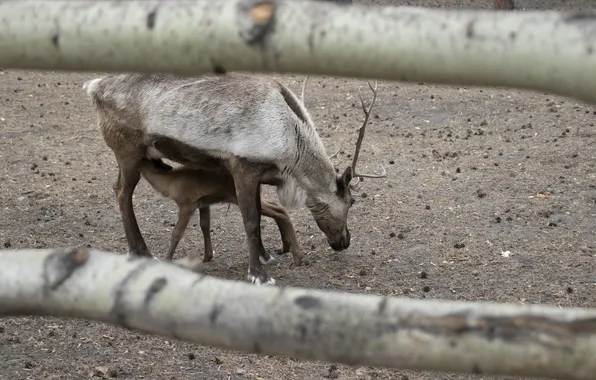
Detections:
291,145,337,194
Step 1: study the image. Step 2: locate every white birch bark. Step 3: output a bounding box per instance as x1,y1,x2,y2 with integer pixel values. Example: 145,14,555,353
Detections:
2,247,596,380
0,1,594,103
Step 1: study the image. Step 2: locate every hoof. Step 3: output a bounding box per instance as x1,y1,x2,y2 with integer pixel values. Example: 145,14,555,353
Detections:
128,248,153,258
248,274,277,286
173,257,205,274
276,248,290,256
260,254,281,266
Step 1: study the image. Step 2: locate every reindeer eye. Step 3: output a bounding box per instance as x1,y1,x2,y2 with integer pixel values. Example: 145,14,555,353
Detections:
350,198,355,206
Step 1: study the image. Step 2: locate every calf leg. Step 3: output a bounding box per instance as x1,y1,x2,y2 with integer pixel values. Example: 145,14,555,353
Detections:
230,159,275,285
165,203,196,261
199,206,214,262
261,199,303,267
113,157,151,257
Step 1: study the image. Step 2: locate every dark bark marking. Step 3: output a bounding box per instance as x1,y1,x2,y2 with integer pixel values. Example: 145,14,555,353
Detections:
51,34,59,49
209,304,224,325
297,324,307,341
466,21,475,39
307,23,316,53
564,12,596,23
377,297,388,315
213,63,227,75
143,277,167,307
295,295,322,310
42,247,89,295
147,10,157,29
110,260,158,328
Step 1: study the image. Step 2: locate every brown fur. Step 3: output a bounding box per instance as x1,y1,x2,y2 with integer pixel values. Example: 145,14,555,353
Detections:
139,159,303,266
494,0,515,10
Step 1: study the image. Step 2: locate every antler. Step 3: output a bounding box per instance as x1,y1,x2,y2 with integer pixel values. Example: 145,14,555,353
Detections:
350,80,387,191
300,75,310,105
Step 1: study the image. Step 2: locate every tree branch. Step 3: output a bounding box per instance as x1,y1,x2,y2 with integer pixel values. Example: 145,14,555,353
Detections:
0,1,595,104
2,247,596,380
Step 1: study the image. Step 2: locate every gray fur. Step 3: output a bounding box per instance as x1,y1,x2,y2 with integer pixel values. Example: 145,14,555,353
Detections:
84,72,355,284
85,73,347,212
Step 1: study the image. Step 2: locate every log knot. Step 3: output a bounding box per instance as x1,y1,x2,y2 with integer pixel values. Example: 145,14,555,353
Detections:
42,247,89,295
237,0,277,47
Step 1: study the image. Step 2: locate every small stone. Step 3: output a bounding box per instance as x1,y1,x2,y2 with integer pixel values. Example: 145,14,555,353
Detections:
419,271,428,279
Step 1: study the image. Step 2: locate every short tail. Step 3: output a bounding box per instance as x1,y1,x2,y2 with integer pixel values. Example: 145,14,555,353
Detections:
82,77,103,98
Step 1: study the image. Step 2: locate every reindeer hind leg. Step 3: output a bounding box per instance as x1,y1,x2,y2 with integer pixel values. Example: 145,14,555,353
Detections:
261,199,303,267
113,154,152,258
166,203,196,261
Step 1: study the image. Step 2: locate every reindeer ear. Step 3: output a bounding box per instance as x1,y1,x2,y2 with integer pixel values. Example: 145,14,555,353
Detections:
341,166,353,188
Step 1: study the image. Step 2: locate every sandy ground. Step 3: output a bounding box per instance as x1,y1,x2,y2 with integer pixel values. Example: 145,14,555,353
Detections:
2,0,596,379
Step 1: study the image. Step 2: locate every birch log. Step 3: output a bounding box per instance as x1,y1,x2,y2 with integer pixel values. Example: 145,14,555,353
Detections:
0,1,595,104
2,247,596,380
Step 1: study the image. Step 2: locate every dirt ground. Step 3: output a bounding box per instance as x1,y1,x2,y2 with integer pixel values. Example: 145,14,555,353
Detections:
2,0,596,379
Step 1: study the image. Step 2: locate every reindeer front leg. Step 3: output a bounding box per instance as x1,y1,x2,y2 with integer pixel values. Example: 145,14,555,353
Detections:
230,160,276,285
260,199,303,267
199,206,214,262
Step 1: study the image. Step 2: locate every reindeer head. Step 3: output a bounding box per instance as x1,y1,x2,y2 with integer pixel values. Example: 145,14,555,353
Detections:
301,78,385,252
305,166,355,251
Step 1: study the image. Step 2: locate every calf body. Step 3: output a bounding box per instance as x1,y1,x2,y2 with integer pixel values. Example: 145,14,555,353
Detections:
139,158,303,266
84,73,355,285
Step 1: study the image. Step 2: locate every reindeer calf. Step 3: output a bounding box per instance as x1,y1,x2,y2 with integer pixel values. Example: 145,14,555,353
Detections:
139,158,302,266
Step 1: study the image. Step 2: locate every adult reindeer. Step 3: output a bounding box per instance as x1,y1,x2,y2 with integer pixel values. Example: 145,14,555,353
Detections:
84,73,382,285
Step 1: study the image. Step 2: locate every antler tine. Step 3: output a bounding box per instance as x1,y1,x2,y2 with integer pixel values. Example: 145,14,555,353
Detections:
328,146,341,159
349,80,386,191
300,75,310,105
